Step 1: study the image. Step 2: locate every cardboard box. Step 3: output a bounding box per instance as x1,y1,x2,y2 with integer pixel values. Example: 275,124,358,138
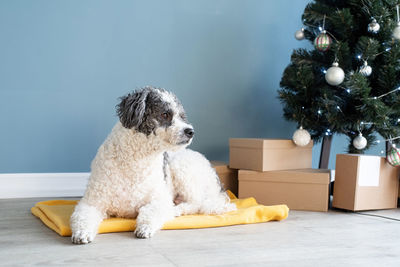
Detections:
239,168,330,211
211,161,238,196
332,154,399,211
229,138,313,172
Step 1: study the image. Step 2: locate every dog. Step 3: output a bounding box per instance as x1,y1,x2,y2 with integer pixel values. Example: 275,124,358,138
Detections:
167,149,237,216
70,86,235,244
70,86,194,244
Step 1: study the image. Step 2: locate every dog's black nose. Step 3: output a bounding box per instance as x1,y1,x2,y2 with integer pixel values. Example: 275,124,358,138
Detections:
184,128,194,138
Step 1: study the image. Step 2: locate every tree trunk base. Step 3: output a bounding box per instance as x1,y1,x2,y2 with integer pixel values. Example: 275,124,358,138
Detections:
319,135,333,200
319,135,333,169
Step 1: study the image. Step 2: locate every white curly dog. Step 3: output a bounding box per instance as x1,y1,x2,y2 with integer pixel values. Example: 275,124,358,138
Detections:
70,86,235,244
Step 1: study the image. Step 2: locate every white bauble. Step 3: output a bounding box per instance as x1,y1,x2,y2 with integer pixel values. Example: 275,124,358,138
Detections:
295,28,305,40
325,62,345,86
368,18,380,33
393,22,400,40
359,61,372,76
353,133,367,150
292,126,311,147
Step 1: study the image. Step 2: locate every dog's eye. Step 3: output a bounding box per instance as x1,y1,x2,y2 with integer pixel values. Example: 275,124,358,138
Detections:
161,112,170,120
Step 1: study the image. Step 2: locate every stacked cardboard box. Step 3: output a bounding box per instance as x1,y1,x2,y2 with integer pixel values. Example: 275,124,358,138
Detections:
230,138,331,212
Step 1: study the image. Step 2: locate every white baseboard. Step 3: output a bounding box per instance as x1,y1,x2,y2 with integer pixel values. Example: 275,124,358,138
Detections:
0,172,90,199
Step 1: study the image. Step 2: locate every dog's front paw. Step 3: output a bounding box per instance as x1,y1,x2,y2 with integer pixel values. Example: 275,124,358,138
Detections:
173,206,183,217
71,230,96,244
134,224,156,239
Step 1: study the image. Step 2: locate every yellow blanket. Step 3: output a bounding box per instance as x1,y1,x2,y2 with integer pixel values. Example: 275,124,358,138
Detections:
31,191,289,236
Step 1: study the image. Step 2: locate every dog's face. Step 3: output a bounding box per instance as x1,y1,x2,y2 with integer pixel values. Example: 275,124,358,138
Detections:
116,86,194,147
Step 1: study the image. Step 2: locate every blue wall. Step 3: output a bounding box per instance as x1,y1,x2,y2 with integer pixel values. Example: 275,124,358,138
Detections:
0,0,386,173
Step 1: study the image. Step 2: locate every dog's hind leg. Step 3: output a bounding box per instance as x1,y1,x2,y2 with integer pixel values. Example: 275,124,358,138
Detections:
134,200,174,239
173,202,201,216
199,194,237,215
70,202,105,244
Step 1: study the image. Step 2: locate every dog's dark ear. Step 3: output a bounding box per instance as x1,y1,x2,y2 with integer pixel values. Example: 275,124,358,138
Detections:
116,89,150,129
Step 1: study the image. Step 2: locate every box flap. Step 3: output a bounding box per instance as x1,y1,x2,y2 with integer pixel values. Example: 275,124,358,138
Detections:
239,168,330,185
229,138,313,149
337,153,384,159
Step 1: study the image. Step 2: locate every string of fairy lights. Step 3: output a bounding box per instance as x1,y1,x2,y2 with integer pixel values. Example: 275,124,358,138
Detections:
290,4,400,166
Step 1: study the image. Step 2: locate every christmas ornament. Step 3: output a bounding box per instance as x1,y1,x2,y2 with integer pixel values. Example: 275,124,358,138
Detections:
353,133,367,150
387,144,400,166
325,62,345,86
359,61,372,76
393,22,400,40
394,5,400,40
314,31,332,51
367,18,380,33
292,126,311,147
294,28,305,40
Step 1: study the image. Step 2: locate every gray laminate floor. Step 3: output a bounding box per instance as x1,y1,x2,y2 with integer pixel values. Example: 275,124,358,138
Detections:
1,197,400,266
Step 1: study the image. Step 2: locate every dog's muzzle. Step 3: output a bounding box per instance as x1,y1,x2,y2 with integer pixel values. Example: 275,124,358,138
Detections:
177,127,194,145
184,128,194,138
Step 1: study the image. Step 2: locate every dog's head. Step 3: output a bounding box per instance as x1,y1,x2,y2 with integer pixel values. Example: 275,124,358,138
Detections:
116,86,194,147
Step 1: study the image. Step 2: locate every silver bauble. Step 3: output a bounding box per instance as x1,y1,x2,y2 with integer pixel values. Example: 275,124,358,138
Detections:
393,22,400,40
292,126,311,147
325,62,345,86
295,28,305,40
353,133,367,150
359,61,372,76
368,18,380,33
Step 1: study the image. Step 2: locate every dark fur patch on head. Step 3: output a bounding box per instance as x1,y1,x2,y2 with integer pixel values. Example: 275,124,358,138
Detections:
137,89,174,135
116,87,150,129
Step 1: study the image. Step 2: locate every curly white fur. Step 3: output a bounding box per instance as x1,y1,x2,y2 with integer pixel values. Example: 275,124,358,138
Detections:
168,149,237,216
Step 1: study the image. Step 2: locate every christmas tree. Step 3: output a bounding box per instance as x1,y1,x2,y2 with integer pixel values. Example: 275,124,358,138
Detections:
279,0,400,161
